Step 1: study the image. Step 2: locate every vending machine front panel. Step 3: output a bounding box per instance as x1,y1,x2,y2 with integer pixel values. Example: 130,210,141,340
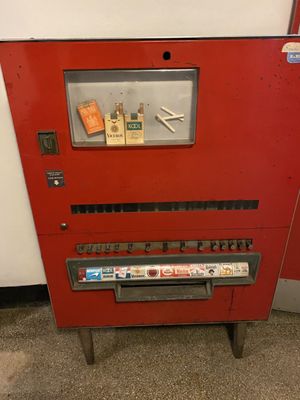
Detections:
1,38,299,361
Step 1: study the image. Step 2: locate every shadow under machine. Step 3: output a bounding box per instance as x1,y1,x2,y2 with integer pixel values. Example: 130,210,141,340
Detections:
1,38,300,363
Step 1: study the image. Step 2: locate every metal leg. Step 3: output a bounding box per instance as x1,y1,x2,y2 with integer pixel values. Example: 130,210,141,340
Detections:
231,322,247,359
78,328,95,365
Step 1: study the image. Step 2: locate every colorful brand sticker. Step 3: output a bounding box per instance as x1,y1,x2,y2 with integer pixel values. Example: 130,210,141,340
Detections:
219,264,233,276
205,264,219,277
131,266,146,279
86,268,102,281
233,262,249,277
174,266,191,278
102,267,114,279
282,42,300,53
189,265,206,277
115,267,131,279
146,266,160,278
160,266,176,278
78,268,86,281
287,52,300,63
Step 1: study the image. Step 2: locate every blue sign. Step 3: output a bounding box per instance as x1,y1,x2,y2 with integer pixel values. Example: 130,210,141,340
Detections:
287,52,300,63
86,268,102,281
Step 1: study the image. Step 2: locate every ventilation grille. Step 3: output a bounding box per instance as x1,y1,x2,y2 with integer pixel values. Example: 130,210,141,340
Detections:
71,200,259,214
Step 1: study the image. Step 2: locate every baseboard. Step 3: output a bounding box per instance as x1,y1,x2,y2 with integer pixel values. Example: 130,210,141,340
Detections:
0,284,49,308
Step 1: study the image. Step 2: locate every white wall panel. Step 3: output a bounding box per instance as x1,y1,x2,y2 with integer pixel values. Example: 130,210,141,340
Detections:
0,67,46,286
0,0,293,40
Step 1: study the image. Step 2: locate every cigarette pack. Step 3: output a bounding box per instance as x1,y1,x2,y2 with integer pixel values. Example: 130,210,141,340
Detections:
104,103,125,145
125,103,145,144
77,100,105,135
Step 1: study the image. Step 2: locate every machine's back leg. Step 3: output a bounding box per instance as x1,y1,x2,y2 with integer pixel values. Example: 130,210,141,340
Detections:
78,328,95,364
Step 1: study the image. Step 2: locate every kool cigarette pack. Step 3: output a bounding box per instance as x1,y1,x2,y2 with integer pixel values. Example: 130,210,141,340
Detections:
125,103,145,145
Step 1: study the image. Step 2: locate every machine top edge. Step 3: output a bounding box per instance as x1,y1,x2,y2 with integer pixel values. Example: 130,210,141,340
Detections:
0,35,299,44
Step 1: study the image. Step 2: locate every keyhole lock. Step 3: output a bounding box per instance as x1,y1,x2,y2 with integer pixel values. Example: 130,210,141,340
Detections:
60,222,69,231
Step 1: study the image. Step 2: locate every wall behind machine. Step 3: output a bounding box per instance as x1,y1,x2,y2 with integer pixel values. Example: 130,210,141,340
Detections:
0,67,45,286
0,0,294,39
0,0,295,287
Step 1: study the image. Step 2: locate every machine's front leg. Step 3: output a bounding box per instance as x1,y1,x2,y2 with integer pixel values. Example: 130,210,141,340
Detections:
78,328,95,364
231,322,247,359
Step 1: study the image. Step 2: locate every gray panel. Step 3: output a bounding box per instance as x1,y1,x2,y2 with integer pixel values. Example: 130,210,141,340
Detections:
65,69,198,146
66,253,261,302
273,279,300,313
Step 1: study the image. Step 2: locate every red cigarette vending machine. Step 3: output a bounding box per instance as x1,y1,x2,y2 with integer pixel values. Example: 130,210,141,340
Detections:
1,38,300,363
